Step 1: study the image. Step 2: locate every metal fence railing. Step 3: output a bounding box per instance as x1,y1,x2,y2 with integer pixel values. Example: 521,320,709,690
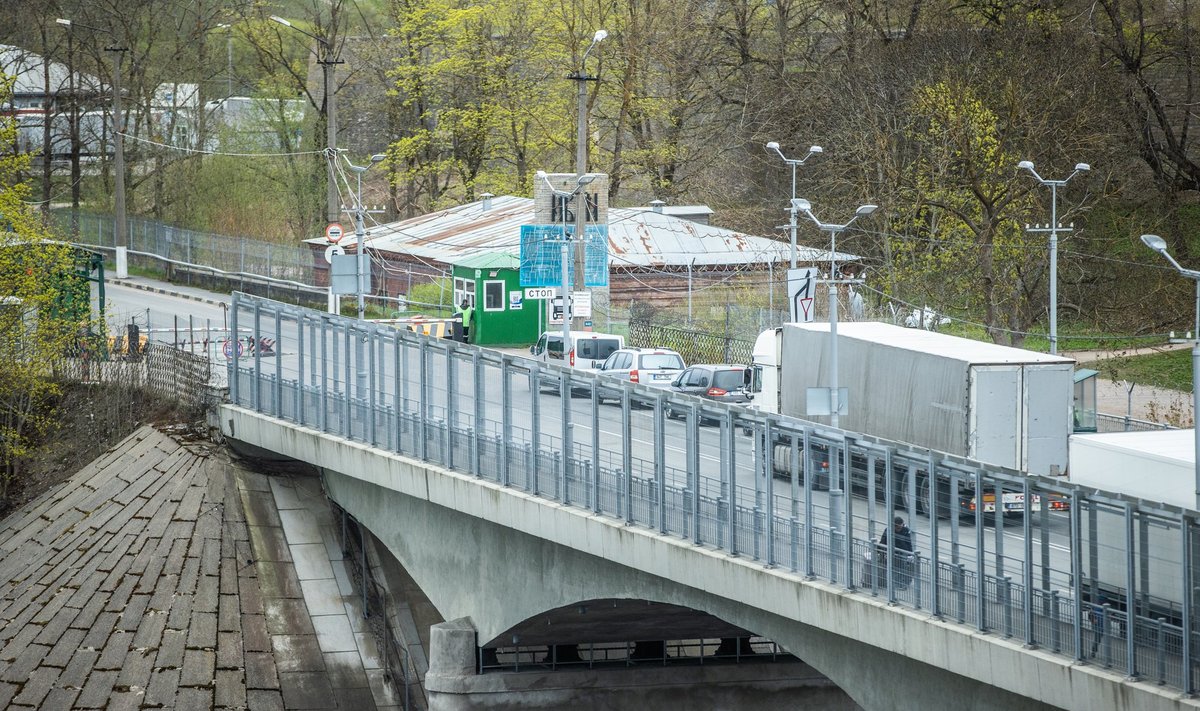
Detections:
1096,412,1178,433
228,292,1200,698
627,318,754,366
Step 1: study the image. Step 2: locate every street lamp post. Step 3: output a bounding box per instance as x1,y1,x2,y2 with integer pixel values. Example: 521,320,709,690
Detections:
1140,233,1200,511
765,141,823,269
56,18,128,278
794,198,877,543
1018,160,1090,355
568,29,606,331
216,24,234,97
538,171,598,356
271,15,340,225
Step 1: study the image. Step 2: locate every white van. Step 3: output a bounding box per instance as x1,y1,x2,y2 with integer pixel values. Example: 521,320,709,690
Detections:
529,331,625,370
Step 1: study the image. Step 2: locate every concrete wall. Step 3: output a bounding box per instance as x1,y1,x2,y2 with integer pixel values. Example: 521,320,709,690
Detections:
222,405,1198,711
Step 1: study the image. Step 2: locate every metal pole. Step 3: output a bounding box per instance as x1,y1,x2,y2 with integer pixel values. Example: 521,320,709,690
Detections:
1194,280,1200,510
829,227,841,429
571,67,589,331
357,170,367,321
561,215,571,353
1049,182,1058,355
322,53,338,225
107,46,128,278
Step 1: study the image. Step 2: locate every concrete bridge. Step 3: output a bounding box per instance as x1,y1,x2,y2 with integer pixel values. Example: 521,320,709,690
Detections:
220,293,1200,710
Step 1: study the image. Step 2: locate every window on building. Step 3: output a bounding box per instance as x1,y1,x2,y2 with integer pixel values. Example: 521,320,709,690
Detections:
453,277,475,309
483,281,504,311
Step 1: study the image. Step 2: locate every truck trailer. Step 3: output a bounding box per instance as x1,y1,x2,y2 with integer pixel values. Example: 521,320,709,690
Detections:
752,321,1076,476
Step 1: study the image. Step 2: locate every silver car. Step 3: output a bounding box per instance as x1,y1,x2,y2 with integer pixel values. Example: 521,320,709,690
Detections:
594,347,685,388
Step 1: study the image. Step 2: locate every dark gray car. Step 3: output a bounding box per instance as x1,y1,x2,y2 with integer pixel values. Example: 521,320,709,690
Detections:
668,364,751,415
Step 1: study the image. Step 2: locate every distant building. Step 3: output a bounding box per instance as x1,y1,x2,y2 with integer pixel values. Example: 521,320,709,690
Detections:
305,188,858,309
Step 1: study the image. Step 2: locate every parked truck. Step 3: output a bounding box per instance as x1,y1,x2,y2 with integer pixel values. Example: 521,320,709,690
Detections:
751,322,1077,516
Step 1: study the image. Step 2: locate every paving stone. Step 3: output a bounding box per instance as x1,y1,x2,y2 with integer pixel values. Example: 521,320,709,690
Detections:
95,629,132,670
312,615,357,653
163,538,191,576
72,591,111,632
148,574,179,611
180,648,215,687
81,611,119,648
256,562,303,598
75,668,118,708
300,579,346,617
11,665,59,706
117,593,151,631
271,634,325,673
290,543,336,581
32,600,78,645
247,688,285,711
333,685,378,710
117,641,156,689
106,689,144,711
240,577,264,615
132,609,168,649
177,686,214,710
278,670,336,709
168,593,193,629
187,611,217,649
218,593,240,632
44,627,86,667
201,537,222,577
218,630,244,669
323,650,369,688
59,648,100,687
41,686,81,709
220,557,242,595
242,491,284,529
248,525,292,563
178,555,201,595
195,574,220,614
104,573,140,612
0,625,41,663
215,668,247,708
243,614,271,653
264,598,314,636
155,628,187,669
245,651,279,690
0,643,49,682
0,681,14,707
366,668,404,708
145,667,180,707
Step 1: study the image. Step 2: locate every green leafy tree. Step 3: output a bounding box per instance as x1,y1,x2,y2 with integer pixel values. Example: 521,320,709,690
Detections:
0,74,84,502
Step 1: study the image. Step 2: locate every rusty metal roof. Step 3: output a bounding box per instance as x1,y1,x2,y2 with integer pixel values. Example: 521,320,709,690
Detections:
319,195,859,268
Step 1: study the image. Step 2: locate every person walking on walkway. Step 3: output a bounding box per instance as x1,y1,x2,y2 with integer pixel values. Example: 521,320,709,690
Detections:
455,299,475,343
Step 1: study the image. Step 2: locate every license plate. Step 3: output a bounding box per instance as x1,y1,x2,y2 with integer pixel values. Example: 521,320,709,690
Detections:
653,373,670,380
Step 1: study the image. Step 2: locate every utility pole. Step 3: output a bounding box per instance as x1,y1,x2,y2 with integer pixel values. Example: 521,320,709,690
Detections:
568,30,606,331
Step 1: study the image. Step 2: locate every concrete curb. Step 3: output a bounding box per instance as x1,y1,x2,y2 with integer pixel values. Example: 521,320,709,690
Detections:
105,276,228,308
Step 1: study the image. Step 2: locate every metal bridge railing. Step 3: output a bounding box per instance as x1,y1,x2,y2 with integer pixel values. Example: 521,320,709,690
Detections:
228,292,1200,695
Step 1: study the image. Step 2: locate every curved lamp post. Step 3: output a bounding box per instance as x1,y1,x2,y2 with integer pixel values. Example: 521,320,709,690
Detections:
538,171,599,353
568,30,606,330
1140,233,1200,512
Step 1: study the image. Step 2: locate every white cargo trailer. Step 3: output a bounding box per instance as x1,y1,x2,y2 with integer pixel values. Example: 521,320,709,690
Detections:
1070,430,1195,509
752,322,1075,477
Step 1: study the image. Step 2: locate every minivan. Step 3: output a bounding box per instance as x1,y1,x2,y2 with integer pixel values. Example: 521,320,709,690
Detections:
529,331,625,370
529,331,625,393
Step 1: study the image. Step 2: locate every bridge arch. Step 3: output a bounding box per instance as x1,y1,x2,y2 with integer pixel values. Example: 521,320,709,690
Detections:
318,465,1059,711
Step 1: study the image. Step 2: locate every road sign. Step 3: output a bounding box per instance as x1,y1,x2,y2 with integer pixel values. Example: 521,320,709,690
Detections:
787,267,818,322
222,339,244,359
324,244,346,264
325,222,345,243
572,290,592,318
525,287,557,299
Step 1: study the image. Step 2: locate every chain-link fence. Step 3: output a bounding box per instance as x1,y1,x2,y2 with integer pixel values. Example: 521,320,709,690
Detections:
627,317,754,365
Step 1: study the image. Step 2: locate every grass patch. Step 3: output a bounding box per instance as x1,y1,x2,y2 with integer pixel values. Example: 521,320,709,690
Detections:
1091,349,1194,392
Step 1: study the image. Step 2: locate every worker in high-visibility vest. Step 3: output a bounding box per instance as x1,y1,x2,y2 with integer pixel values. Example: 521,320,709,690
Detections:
454,299,475,343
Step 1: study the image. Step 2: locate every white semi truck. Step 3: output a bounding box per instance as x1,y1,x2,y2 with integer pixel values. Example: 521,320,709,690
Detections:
751,322,1077,515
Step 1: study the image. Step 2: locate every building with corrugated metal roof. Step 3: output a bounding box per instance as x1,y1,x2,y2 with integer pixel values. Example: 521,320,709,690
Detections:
306,192,859,308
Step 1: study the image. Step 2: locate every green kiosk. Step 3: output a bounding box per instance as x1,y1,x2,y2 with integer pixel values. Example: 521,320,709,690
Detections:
450,252,541,346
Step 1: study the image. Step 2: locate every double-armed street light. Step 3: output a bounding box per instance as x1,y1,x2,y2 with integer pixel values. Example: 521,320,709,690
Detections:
765,142,823,269
56,17,128,278
271,15,341,225
538,171,599,353
567,29,606,330
1018,159,1090,355
792,200,878,430
794,198,877,541
1140,233,1200,511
